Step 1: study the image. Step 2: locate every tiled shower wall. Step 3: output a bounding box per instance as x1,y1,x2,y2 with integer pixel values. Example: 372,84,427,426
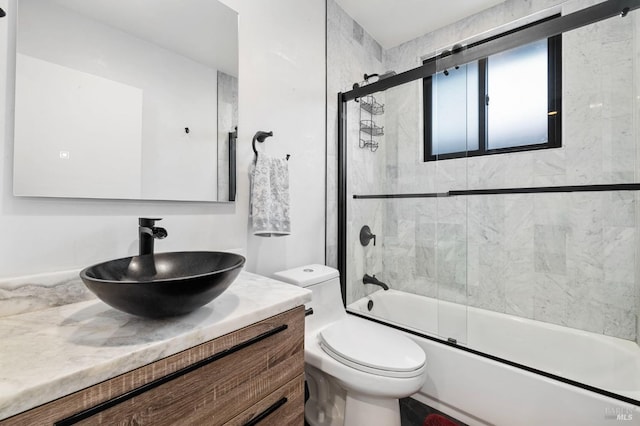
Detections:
327,0,640,340
326,0,388,304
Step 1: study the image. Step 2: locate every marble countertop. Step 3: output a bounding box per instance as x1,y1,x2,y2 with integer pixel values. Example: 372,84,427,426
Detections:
0,271,311,420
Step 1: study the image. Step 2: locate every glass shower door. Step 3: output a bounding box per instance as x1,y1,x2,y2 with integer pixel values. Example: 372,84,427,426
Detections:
430,57,472,345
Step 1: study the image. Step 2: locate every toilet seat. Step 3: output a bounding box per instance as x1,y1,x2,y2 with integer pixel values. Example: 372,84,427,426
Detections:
318,318,426,378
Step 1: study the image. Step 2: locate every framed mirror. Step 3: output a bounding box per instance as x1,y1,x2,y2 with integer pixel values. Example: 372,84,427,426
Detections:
13,0,238,202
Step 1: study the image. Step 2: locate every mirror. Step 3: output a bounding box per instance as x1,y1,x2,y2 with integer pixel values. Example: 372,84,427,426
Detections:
13,0,238,202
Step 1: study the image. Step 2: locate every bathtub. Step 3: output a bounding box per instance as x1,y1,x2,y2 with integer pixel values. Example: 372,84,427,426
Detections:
349,289,640,426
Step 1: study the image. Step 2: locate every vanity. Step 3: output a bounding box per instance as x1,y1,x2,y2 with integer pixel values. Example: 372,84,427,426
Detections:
0,271,311,425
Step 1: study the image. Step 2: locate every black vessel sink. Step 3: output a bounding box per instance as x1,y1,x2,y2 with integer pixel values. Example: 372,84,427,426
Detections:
80,251,245,318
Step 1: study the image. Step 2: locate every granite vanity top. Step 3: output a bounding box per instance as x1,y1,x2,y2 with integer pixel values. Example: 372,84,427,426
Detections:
0,271,311,420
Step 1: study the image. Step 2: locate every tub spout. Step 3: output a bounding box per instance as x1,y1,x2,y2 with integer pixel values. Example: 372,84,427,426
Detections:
363,274,389,291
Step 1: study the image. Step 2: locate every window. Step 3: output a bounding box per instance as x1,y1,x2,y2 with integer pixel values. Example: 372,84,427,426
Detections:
423,33,562,161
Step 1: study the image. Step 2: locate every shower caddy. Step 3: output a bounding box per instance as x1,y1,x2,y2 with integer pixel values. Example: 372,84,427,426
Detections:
359,94,384,152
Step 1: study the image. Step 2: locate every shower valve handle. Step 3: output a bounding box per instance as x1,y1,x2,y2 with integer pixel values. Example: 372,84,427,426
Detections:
360,225,376,246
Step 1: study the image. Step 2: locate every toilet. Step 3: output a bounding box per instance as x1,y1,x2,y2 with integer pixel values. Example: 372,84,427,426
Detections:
273,265,426,426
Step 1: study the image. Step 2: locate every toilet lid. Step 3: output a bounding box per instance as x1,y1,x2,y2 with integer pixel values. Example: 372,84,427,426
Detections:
318,318,426,378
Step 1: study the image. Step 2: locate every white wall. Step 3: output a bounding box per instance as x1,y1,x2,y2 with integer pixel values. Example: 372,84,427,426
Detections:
221,0,326,276
0,0,325,278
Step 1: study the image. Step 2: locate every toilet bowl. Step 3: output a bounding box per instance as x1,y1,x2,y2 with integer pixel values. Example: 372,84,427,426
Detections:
273,265,427,426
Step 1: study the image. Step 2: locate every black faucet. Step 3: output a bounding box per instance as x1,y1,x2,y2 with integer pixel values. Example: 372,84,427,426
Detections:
363,274,389,291
138,218,168,256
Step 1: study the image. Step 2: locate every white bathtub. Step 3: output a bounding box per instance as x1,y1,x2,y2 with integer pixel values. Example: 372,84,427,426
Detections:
349,289,640,426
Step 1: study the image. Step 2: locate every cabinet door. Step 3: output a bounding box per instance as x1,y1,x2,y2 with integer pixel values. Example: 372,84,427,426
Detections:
1,307,304,426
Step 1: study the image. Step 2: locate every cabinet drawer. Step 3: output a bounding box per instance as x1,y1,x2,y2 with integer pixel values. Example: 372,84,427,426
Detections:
226,374,304,426
2,307,304,426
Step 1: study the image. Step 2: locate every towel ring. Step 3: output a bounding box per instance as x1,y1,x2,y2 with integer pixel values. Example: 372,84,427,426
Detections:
252,131,290,161
252,131,273,157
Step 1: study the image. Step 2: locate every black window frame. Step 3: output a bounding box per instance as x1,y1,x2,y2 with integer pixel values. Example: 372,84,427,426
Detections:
423,21,562,162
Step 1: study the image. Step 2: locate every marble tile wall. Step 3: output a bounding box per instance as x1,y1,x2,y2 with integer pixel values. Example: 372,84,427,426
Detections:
327,0,640,340
381,0,639,340
326,0,388,304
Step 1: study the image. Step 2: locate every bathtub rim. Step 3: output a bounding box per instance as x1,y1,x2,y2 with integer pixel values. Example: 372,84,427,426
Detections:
345,309,640,407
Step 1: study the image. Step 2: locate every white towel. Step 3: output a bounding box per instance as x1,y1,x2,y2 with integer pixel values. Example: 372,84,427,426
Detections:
250,154,291,236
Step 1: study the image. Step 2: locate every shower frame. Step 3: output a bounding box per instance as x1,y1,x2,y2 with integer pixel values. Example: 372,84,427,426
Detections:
336,0,640,406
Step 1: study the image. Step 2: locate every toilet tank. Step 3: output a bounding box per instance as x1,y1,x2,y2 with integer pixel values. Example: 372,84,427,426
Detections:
273,264,346,330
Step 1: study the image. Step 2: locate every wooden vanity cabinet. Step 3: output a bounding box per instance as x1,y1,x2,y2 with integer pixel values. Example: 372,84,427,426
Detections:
1,306,305,426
